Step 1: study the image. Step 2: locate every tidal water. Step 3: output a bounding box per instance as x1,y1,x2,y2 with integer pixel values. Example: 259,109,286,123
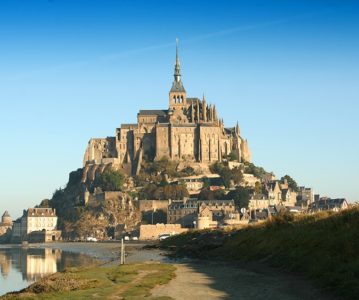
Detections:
0,245,97,296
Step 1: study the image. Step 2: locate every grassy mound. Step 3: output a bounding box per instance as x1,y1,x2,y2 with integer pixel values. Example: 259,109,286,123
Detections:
162,208,359,299
1,263,176,300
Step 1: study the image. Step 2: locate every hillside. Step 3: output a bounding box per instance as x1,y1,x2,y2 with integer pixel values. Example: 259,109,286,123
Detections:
38,168,140,240
161,208,359,299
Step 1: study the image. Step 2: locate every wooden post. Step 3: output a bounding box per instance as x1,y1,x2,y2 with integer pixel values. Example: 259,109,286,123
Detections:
120,238,125,265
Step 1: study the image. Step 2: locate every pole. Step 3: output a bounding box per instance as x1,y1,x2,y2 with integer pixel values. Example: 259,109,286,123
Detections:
120,238,125,265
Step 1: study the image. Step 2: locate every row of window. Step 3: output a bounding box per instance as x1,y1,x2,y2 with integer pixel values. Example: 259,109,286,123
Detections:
173,95,184,103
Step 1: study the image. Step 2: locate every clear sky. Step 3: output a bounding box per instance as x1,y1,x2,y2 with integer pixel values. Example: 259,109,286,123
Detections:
1,0,358,219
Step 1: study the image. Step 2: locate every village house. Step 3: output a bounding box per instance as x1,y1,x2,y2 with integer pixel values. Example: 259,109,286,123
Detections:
309,198,349,212
11,208,61,243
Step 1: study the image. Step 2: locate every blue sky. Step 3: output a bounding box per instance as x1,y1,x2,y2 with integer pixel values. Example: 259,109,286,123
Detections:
0,0,358,218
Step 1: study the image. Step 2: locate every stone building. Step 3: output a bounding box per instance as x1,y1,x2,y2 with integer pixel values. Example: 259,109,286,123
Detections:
0,211,13,240
11,208,61,243
83,42,251,177
297,186,314,207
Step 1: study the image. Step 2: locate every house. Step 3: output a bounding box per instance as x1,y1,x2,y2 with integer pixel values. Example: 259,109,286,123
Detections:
167,199,198,227
11,208,61,243
309,198,349,212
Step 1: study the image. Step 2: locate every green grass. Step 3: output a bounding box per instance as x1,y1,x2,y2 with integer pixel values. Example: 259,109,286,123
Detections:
1,263,176,300
162,208,359,299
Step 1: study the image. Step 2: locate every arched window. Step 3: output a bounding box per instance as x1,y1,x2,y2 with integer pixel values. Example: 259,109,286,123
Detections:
173,96,176,103
181,96,184,103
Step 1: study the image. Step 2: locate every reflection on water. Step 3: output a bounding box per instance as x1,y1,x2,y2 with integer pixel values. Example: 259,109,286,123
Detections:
0,246,96,296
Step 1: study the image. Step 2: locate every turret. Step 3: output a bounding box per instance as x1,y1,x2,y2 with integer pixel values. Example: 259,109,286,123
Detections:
202,94,207,122
1,211,12,226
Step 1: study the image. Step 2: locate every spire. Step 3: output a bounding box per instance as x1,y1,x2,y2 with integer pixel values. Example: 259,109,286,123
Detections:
174,38,181,83
236,121,240,135
202,94,207,122
170,38,186,93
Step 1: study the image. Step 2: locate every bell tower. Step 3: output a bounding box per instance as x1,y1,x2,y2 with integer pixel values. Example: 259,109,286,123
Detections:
169,39,187,110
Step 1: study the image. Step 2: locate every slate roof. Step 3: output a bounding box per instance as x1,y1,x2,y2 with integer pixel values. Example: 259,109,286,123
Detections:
138,110,168,116
25,208,57,217
170,80,186,93
187,97,201,103
121,124,138,129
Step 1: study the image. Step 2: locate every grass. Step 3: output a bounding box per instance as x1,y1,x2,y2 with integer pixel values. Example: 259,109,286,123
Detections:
162,207,359,299
1,263,176,300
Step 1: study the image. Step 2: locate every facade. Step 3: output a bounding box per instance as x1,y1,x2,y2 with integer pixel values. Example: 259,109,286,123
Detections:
11,208,60,243
83,43,251,177
297,186,314,206
168,199,239,228
167,199,198,227
171,174,221,194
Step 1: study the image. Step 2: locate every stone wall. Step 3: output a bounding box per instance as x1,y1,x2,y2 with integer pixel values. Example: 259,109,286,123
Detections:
139,200,169,213
139,224,188,240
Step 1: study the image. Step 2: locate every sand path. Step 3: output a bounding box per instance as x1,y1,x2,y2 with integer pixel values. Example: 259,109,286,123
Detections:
152,261,335,300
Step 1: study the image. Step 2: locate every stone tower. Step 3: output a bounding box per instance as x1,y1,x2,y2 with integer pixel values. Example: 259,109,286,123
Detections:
169,39,187,111
1,211,12,226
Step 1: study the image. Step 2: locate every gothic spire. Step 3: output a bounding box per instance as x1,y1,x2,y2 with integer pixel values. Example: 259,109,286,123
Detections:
174,38,181,83
236,121,240,135
170,38,186,93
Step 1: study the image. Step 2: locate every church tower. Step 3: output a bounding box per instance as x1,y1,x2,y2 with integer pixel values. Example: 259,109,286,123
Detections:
169,39,187,110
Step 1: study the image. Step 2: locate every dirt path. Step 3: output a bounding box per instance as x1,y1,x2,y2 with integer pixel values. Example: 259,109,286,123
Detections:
152,261,334,300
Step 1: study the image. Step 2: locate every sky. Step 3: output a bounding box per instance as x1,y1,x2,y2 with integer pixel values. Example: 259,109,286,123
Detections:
0,0,358,219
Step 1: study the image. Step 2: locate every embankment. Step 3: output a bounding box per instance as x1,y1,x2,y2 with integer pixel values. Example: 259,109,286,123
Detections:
161,208,359,299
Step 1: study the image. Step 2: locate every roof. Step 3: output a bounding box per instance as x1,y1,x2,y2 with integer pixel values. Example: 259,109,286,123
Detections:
25,208,57,217
121,123,138,129
170,80,186,93
187,97,201,103
224,127,235,135
138,110,168,117
2,211,10,217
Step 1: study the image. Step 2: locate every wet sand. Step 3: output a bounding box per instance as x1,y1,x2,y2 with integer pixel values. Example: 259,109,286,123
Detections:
35,241,168,265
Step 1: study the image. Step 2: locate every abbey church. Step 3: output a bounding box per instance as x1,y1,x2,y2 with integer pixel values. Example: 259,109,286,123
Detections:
83,43,251,176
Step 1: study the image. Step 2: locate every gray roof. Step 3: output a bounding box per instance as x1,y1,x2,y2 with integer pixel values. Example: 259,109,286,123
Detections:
224,127,235,135
170,80,186,93
138,110,168,117
121,123,138,129
187,97,201,103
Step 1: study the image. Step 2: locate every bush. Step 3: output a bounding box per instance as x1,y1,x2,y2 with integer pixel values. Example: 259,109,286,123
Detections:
94,169,125,192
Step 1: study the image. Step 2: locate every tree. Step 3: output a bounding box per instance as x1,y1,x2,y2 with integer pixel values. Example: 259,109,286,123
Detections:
210,162,243,188
94,169,125,192
254,181,262,194
228,150,238,161
226,187,250,208
231,167,243,185
181,166,195,176
281,175,299,192
38,199,51,208
244,162,267,179
198,188,216,200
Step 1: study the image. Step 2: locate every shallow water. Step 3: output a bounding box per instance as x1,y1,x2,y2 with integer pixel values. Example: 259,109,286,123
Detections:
0,245,97,296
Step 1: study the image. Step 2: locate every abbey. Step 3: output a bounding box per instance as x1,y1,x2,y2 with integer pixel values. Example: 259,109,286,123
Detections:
83,43,251,175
